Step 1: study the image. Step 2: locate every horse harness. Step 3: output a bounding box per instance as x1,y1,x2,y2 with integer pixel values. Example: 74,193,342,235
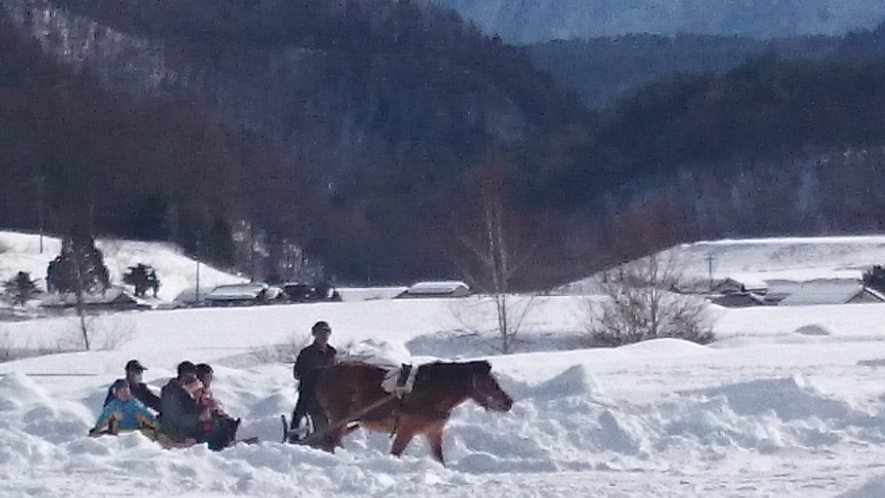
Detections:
383,364,457,436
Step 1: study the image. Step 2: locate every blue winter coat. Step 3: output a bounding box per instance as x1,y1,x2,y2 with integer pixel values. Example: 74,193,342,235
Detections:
93,398,157,432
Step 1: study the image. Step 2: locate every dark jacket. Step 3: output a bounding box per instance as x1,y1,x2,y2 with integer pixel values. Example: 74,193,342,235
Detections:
159,379,204,442
293,343,337,396
104,379,162,412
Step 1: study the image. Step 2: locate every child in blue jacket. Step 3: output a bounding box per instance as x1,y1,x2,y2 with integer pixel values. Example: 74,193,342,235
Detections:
89,379,158,438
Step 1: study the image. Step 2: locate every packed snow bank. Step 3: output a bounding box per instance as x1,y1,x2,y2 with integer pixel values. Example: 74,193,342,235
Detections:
4,335,885,496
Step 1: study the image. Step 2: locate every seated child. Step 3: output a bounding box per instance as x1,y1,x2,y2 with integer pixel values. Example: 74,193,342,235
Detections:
90,379,158,439
194,363,240,451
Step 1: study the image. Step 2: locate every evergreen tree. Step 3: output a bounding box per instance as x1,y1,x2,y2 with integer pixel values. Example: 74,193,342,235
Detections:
3,271,40,307
123,263,160,297
46,234,111,295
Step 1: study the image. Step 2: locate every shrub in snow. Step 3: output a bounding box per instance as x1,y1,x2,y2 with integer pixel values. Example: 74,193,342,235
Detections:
586,253,714,347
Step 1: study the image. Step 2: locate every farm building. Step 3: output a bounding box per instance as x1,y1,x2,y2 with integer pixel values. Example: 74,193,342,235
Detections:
396,281,471,298
768,279,885,306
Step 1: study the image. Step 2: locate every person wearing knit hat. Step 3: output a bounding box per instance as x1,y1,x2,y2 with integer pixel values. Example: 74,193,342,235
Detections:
89,377,157,438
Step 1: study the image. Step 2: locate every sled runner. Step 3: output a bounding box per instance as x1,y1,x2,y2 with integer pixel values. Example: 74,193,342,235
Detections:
281,410,368,447
281,413,314,444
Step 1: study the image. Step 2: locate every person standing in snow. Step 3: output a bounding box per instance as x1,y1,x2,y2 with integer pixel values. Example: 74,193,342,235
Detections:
90,379,158,438
290,321,338,436
103,359,161,413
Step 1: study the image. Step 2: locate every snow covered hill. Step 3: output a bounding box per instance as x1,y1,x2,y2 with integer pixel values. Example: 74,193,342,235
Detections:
563,235,885,294
5,230,885,305
0,231,245,304
433,0,885,44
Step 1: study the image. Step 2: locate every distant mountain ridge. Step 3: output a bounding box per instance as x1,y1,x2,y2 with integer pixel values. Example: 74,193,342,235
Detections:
525,32,852,109
432,0,885,44
5,0,885,291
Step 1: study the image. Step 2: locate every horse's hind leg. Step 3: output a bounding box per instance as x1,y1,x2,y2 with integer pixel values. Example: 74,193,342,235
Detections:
425,427,445,465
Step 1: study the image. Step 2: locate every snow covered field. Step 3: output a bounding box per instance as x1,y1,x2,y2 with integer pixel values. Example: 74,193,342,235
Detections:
3,231,885,497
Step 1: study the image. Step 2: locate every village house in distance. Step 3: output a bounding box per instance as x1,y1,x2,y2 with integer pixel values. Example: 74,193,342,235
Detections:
395,281,472,299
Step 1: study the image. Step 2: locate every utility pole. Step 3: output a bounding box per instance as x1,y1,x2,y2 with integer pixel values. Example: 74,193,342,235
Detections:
195,238,201,303
706,254,715,292
35,175,45,253
249,223,255,282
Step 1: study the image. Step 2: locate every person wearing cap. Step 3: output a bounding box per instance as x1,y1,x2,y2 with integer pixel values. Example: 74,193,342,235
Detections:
103,359,161,412
290,321,338,437
158,361,212,446
89,379,158,438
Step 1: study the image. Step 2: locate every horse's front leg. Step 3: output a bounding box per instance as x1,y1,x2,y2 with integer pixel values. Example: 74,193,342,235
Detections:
322,424,349,451
423,420,447,465
390,419,418,457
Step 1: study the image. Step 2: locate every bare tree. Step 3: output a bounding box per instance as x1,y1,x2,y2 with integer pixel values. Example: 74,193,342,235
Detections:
587,251,714,347
57,315,137,352
447,293,537,354
449,158,539,353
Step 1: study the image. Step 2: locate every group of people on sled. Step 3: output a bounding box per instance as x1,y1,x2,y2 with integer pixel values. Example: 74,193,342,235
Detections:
90,359,241,450
89,319,339,450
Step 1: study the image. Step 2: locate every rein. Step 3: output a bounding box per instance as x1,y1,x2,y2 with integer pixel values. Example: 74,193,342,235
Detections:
301,393,399,447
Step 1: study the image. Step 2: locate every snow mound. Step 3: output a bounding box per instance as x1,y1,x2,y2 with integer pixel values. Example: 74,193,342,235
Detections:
617,338,712,356
794,324,831,336
679,376,861,421
837,475,885,498
507,365,600,400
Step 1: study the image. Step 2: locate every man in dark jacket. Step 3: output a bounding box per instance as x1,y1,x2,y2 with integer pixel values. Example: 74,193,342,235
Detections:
104,359,162,412
290,321,337,436
159,361,210,445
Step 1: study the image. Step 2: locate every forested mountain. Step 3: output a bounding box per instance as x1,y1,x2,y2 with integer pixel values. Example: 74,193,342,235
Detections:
3,0,885,290
511,53,885,275
527,24,885,109
0,14,269,265
431,0,885,45
0,0,587,285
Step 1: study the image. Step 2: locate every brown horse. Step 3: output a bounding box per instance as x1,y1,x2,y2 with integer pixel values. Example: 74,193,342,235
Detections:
314,360,513,464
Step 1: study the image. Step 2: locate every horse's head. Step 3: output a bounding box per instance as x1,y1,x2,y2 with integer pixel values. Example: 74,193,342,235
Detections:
469,361,513,412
